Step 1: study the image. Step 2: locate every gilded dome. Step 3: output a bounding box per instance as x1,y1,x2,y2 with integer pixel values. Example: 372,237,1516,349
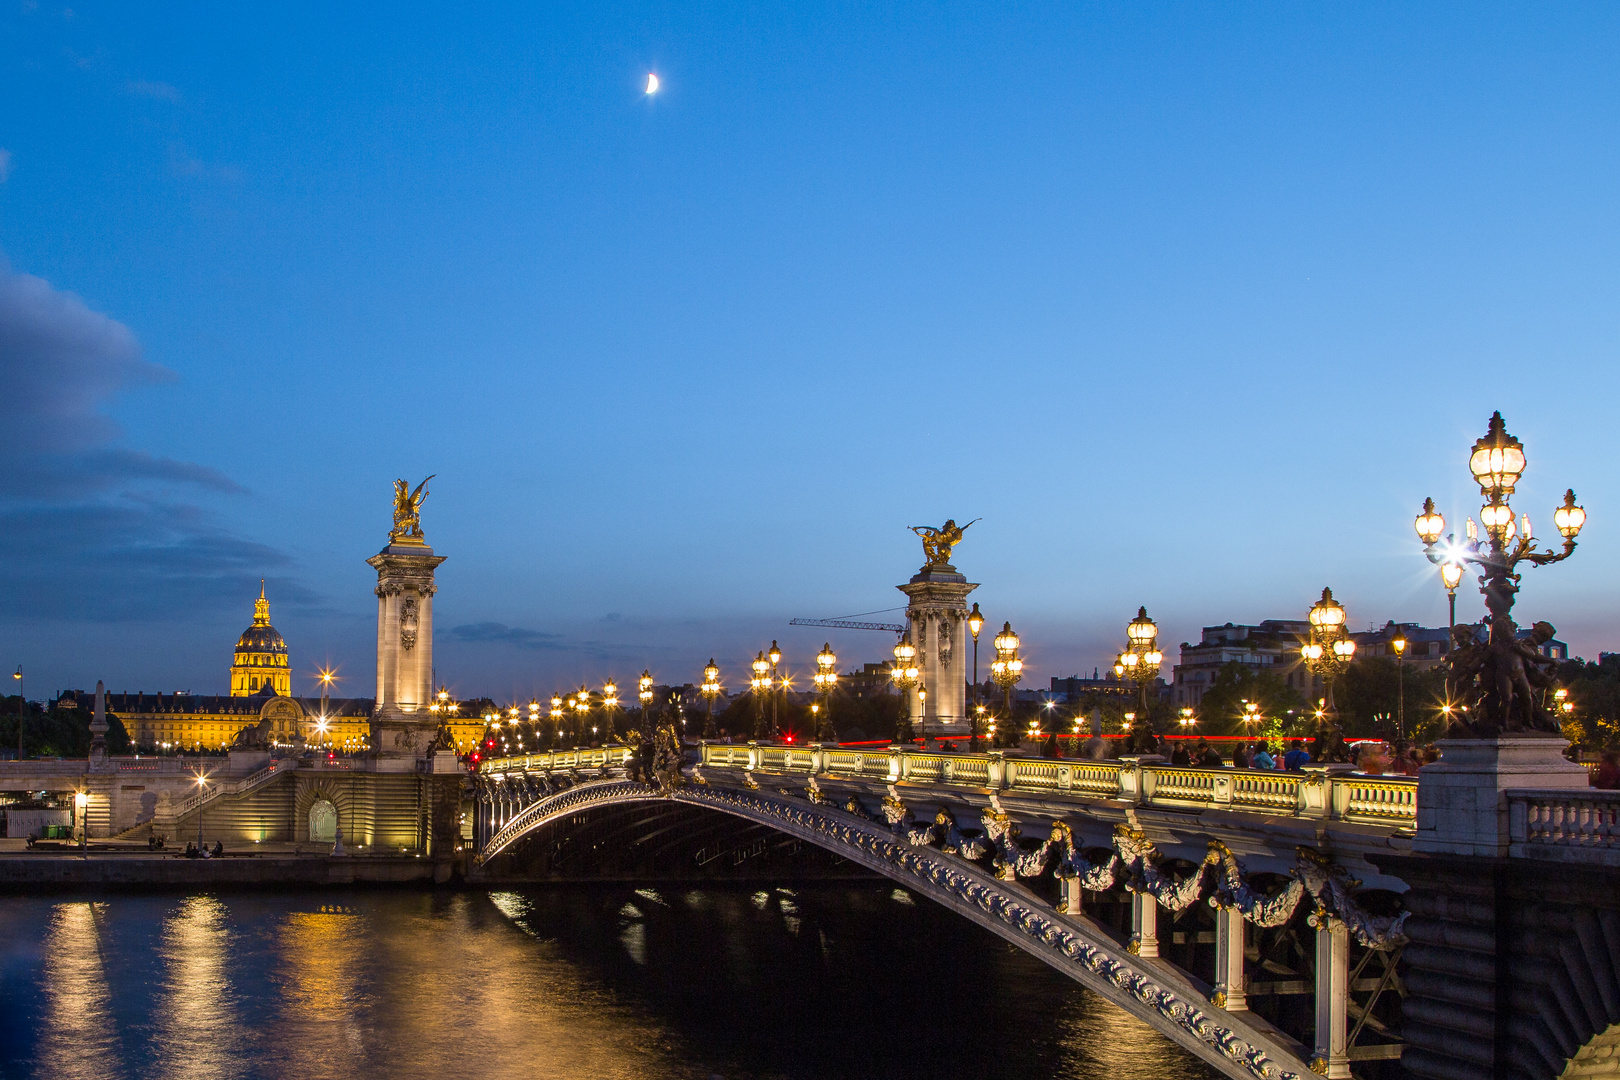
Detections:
236,624,288,654
230,582,292,697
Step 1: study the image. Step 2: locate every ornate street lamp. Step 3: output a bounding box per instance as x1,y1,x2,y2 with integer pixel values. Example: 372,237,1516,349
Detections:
751,651,773,740
967,602,984,712
1414,412,1586,733
602,680,619,741
574,687,591,745
892,633,920,743
638,670,655,734
550,694,564,746
813,643,838,741
1440,560,1465,654
1116,608,1164,754
700,660,722,738
768,640,783,735
1301,588,1356,761
1390,629,1408,741
990,622,1022,746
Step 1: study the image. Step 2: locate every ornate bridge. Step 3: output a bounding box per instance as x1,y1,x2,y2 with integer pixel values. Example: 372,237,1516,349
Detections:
473,743,1423,1080
473,740,1620,1080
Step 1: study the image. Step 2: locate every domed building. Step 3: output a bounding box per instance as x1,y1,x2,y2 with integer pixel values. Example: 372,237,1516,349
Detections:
230,583,291,697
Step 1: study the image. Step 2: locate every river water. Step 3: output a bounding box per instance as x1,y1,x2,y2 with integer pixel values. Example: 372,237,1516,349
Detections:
0,884,1217,1080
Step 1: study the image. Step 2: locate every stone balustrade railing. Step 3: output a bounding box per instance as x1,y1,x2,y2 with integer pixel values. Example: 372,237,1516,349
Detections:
173,757,295,816
1509,789,1620,865
479,745,632,775
700,742,1419,827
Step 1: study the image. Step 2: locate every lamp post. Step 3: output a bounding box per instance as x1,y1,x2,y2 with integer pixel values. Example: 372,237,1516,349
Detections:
1302,588,1356,762
1390,628,1408,741
574,687,591,745
700,660,721,739
990,622,1022,747
1414,412,1586,733
751,651,772,740
813,643,837,741
550,694,564,747
892,634,920,743
638,670,655,735
602,681,619,741
768,641,782,735
1440,561,1465,655
1116,608,1164,754
967,603,984,712
13,666,22,760
193,772,208,849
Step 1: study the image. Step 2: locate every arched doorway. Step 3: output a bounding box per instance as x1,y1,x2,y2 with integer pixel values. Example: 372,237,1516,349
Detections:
308,799,337,843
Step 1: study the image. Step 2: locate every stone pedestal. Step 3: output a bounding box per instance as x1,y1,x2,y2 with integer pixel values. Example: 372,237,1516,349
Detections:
226,748,272,775
1412,735,1589,858
897,565,978,737
366,540,447,764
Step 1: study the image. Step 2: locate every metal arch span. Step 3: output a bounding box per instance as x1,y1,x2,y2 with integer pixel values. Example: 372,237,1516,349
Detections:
478,780,1312,1080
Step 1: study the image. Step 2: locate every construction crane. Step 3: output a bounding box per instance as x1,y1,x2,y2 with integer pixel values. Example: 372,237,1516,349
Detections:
789,617,906,633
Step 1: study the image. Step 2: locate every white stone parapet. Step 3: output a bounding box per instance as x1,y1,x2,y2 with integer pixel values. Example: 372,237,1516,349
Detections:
1412,735,1589,857
695,742,1419,827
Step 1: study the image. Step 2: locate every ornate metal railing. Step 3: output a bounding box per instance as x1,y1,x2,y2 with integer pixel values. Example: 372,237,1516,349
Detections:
695,742,1419,826
1510,790,1620,861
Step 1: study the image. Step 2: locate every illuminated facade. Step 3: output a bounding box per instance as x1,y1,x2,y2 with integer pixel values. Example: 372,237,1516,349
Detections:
230,584,291,696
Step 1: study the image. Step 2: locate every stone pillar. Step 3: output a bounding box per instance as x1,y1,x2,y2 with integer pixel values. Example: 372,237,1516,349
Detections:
1413,735,1589,857
1312,915,1350,1078
367,539,446,769
1130,891,1159,957
1058,875,1081,915
897,565,977,738
1214,906,1247,1010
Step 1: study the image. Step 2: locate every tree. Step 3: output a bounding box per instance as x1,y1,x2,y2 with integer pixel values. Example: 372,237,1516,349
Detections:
1193,662,1307,738
1336,659,1448,742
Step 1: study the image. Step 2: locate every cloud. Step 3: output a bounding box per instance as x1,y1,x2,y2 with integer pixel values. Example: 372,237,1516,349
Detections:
127,80,181,103
168,143,242,183
0,150,11,182
445,622,569,650
0,257,306,621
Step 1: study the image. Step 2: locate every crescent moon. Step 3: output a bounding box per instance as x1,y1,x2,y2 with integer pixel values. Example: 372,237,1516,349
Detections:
646,73,659,94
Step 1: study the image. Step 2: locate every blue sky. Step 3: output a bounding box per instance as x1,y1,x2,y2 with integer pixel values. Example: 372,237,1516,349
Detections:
2,3,1618,703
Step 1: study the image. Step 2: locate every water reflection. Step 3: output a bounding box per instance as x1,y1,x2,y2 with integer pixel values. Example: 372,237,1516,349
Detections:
274,905,372,1075
154,896,242,1080
0,886,1217,1080
35,903,118,1080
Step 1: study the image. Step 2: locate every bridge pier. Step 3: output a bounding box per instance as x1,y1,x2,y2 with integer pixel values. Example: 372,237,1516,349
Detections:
1313,915,1351,1079
1214,906,1248,1011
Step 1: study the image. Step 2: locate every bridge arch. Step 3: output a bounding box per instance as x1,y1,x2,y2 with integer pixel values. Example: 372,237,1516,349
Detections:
480,779,1311,1080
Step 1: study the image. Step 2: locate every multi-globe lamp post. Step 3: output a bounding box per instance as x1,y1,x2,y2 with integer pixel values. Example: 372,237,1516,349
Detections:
1115,608,1163,753
813,643,838,742
550,694,564,747
639,670,655,734
700,660,721,738
990,622,1022,745
1301,588,1356,760
892,633,920,743
1413,412,1585,734
751,651,772,739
